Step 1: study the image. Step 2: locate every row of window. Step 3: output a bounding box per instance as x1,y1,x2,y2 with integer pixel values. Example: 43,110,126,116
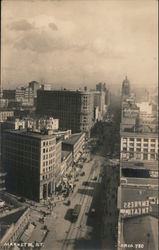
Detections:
123,143,156,147
43,146,55,153
42,173,53,180
123,148,156,152
122,152,157,160
43,166,54,173
43,159,55,167
43,140,55,147
123,138,157,142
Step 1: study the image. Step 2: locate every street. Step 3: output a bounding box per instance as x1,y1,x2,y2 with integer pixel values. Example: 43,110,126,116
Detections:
28,154,119,250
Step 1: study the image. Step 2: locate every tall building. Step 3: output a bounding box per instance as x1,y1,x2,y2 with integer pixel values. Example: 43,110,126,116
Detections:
121,76,131,98
2,129,61,202
92,91,106,120
96,82,111,107
36,90,94,135
117,86,158,249
28,81,41,98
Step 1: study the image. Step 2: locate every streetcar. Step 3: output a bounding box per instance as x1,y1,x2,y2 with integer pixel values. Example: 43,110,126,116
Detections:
72,204,81,221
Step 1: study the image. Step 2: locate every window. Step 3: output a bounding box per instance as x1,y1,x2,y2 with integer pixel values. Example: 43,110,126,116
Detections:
151,144,155,148
136,138,141,142
150,154,155,160
151,149,155,153
43,162,45,167
43,155,45,160
143,153,148,160
130,153,134,159
151,139,155,142
129,143,134,147
136,148,141,152
43,148,45,153
130,138,134,141
143,148,148,152
136,153,141,160
43,142,45,146
144,144,148,147
136,143,141,147
144,139,148,142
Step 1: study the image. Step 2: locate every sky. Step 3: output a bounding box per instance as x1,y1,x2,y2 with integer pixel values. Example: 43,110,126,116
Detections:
1,0,158,91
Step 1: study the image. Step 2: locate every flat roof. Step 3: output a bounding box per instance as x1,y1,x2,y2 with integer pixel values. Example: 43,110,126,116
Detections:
63,133,84,145
0,207,27,226
120,131,158,137
5,129,56,140
124,177,158,186
62,150,72,159
118,185,158,206
120,160,158,171
122,215,158,250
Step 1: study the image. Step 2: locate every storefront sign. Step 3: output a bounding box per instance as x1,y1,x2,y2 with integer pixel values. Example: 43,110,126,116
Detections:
120,197,158,217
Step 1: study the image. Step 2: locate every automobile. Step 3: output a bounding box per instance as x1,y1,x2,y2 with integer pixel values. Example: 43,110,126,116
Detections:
90,208,96,215
18,197,26,202
75,178,79,182
92,176,97,181
64,200,71,206
80,171,85,176
63,192,69,198
83,181,89,186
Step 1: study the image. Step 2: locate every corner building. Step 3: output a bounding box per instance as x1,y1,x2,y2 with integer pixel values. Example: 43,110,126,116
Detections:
2,129,60,202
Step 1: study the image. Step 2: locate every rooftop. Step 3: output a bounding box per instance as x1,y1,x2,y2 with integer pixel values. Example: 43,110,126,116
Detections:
121,215,158,250
118,185,158,210
120,160,158,171
5,129,56,140
63,133,83,145
62,150,72,160
121,177,158,186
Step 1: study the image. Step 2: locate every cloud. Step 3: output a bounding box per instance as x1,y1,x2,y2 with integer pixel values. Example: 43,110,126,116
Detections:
49,22,58,31
9,19,34,31
13,30,68,53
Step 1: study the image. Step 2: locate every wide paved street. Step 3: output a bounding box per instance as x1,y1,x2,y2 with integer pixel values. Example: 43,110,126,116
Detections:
29,155,119,250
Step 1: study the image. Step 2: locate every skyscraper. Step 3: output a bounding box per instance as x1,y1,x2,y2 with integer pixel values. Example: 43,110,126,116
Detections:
36,90,94,135
121,76,131,98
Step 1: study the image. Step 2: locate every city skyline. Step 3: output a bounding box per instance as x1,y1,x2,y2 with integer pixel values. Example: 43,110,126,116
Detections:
1,0,158,90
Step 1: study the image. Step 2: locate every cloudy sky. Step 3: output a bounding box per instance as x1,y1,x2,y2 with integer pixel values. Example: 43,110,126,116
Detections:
1,0,158,90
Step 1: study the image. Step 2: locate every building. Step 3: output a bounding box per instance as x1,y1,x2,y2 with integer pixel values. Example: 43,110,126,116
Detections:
0,207,30,249
54,139,62,189
92,91,106,120
96,82,111,107
121,76,131,98
36,117,59,131
3,87,34,107
28,81,41,98
62,132,85,163
0,111,14,123
0,171,6,192
36,90,94,135
2,129,61,202
117,81,158,250
96,82,106,92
